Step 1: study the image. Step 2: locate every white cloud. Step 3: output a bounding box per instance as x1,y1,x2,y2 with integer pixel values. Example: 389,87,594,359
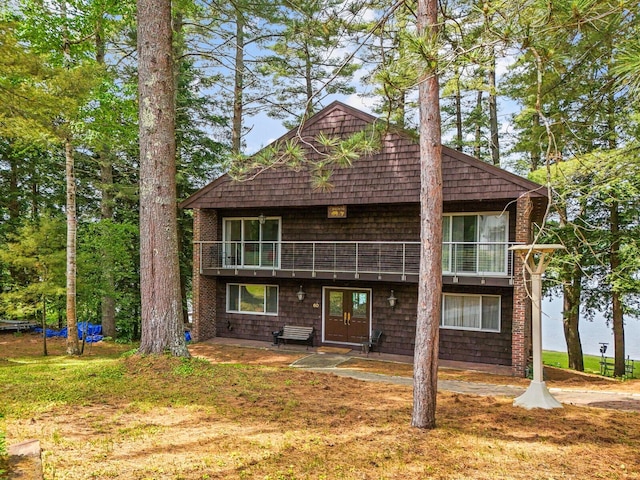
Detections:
342,93,376,114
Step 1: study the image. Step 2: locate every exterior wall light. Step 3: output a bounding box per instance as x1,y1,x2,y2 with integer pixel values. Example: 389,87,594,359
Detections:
297,285,306,302
387,290,397,308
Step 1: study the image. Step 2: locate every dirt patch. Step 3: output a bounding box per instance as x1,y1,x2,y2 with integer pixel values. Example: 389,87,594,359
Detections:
339,357,414,377
290,354,350,368
0,331,131,359
188,342,305,366
316,346,351,354
543,365,637,389
3,335,640,479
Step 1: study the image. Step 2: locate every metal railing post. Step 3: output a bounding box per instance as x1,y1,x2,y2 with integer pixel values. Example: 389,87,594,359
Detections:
402,243,406,279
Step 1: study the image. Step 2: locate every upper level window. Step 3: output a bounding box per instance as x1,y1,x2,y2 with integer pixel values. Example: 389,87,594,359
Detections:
441,294,501,332
223,217,281,268
442,213,508,275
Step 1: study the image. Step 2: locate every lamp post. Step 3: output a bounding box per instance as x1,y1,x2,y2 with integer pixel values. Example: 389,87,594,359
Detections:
510,244,565,410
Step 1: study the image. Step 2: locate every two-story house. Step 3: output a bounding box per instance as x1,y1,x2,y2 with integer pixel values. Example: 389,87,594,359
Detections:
181,102,547,376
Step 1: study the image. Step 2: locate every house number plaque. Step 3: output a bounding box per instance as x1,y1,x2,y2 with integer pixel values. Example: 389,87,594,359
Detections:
327,205,347,218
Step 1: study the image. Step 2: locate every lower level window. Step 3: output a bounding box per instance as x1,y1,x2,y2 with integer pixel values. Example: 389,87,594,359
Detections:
441,294,500,332
227,284,278,315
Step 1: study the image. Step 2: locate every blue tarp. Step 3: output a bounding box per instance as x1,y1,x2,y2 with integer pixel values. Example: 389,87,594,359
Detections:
33,322,103,343
34,323,189,343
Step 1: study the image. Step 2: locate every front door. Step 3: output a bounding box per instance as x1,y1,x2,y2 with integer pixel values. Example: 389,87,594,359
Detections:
324,288,370,344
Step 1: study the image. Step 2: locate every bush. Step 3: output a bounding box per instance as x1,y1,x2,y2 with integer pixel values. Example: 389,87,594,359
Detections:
0,429,7,478
0,412,6,457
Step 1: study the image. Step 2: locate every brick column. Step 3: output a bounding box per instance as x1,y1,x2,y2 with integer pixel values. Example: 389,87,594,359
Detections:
192,208,218,342
512,195,533,377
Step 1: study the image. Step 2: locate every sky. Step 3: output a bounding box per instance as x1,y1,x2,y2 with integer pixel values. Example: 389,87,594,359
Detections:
241,51,522,160
543,298,640,360
242,94,378,155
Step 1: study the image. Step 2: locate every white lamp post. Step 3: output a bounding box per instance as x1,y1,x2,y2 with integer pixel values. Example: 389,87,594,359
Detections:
510,244,565,410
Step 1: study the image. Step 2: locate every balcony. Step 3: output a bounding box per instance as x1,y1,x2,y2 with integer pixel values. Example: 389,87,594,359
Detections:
196,241,518,285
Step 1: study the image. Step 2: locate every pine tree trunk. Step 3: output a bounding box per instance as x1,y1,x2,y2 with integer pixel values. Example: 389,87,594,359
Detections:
31,182,38,220
8,156,28,285
605,74,625,377
100,156,116,338
562,269,584,371
412,0,442,430
232,10,244,154
559,204,584,371
488,49,499,166
474,90,482,159
65,136,80,355
455,78,462,151
529,113,541,172
304,46,313,118
60,0,79,355
137,0,189,357
172,9,191,340
9,156,19,221
42,295,48,356
95,16,117,339
612,291,625,376
611,201,625,376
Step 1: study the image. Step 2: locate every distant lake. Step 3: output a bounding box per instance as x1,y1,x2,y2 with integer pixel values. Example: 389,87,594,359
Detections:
542,297,640,360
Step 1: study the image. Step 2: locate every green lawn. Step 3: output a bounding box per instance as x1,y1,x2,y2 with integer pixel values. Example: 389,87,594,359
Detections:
543,350,638,378
2,339,640,479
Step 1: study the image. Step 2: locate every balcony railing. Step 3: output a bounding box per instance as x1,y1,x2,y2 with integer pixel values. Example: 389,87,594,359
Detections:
442,242,514,276
196,241,518,279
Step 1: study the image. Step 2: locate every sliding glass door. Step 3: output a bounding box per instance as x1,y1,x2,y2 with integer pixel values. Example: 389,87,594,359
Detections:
442,213,508,275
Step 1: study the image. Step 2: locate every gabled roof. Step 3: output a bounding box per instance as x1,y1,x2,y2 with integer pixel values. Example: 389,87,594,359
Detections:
181,101,547,209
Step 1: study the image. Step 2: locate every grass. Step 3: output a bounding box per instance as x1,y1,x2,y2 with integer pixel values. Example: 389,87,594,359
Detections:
543,350,638,378
0,419,6,479
1,335,640,479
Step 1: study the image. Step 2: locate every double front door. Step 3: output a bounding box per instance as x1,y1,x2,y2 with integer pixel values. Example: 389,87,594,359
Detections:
324,288,370,344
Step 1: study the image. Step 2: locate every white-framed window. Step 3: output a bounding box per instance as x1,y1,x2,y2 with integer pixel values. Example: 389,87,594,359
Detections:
441,294,501,332
442,212,509,275
223,217,281,268
227,284,279,315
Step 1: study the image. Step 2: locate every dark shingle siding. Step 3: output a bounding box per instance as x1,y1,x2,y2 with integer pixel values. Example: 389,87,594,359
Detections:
182,102,546,209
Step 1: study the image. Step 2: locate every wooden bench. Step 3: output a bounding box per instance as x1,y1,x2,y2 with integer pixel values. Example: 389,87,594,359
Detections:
275,326,314,349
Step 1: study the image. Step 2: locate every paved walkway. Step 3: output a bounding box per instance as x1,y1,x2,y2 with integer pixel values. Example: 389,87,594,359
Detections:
290,353,640,412
195,338,640,411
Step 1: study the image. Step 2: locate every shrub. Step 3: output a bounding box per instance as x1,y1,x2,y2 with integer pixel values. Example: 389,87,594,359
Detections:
0,429,7,477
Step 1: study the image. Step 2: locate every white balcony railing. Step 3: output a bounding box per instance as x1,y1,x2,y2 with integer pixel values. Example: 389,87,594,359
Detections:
442,241,513,276
196,241,518,279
